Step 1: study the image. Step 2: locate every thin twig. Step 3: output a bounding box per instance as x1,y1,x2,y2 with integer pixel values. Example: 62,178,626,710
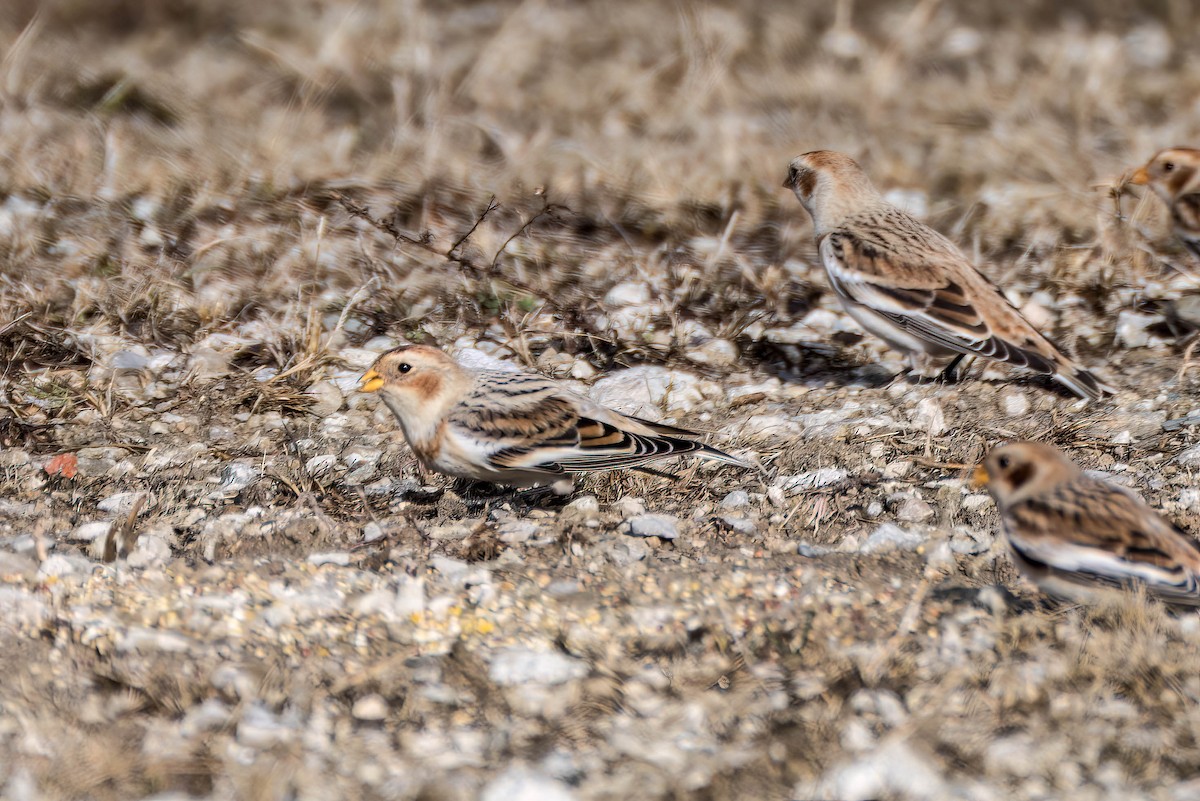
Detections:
333,191,632,361
337,191,560,310
910,456,971,470
104,493,148,562
0,311,32,337
491,197,561,272
447,195,499,258
336,193,429,247
1177,335,1200,383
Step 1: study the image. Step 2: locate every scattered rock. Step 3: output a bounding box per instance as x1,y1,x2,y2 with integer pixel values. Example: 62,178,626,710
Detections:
306,381,344,416
110,348,151,371
430,555,471,584
720,515,757,535
721,490,750,509
127,533,172,568
738,415,804,441
307,552,351,566
98,491,149,515
603,536,650,566
1002,392,1030,417
218,462,260,493
342,446,382,484
861,524,926,553
563,495,600,519
1115,310,1159,349
69,521,112,544
603,281,651,307
352,694,389,722
806,740,948,801
589,366,706,416
895,496,935,523
187,347,230,380
950,526,993,555
911,398,947,436
305,455,338,477
685,338,738,368
775,469,848,494
456,348,521,372
37,554,86,578
613,496,646,517
626,514,679,540
489,648,587,687
0,586,49,629
498,520,540,544
569,359,596,380
482,767,577,801
0,450,31,468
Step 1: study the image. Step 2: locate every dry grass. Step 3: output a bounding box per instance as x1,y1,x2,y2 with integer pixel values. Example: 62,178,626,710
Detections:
2,1,1200,799
0,0,1196,372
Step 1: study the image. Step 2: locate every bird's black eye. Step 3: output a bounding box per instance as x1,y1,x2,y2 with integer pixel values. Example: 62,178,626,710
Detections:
1164,162,1175,172
398,363,412,374
997,455,1010,470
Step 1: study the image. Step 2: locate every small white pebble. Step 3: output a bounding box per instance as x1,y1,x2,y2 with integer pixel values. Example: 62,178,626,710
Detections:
721,490,751,509
1002,392,1030,417
352,694,389,721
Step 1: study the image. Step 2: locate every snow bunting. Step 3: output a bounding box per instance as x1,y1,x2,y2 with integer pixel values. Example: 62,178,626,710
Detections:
974,441,1200,607
359,345,749,494
1129,147,1200,260
783,150,1110,400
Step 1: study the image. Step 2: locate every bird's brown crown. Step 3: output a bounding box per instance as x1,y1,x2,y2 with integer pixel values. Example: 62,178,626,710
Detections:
783,150,866,194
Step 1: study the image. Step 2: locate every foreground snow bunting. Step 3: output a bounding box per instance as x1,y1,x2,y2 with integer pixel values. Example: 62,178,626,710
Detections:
360,345,749,494
1129,147,1200,260
783,150,1111,400
975,441,1200,607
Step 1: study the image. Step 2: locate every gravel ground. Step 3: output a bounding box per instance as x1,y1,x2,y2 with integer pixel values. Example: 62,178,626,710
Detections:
3,2,1200,800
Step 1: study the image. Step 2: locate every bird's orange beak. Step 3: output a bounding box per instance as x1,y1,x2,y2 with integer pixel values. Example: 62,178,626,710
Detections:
1128,166,1150,186
359,369,384,393
970,465,989,489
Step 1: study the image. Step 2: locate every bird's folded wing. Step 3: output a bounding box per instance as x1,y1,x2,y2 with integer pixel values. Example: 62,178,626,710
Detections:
491,417,708,472
1174,194,1200,258
1006,490,1200,604
821,231,1058,373
449,373,744,474
446,378,582,472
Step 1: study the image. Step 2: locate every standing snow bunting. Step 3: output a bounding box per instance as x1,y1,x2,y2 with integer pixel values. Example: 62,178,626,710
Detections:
360,345,749,495
1129,147,1200,261
975,441,1200,607
783,150,1111,400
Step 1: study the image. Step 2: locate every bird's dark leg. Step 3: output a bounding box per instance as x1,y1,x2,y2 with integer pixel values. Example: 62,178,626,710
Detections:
515,482,574,507
937,353,967,383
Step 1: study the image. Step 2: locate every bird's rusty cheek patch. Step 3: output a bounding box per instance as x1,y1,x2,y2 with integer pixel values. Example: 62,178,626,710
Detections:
795,169,817,199
1167,167,1195,196
407,372,442,401
1007,462,1035,490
